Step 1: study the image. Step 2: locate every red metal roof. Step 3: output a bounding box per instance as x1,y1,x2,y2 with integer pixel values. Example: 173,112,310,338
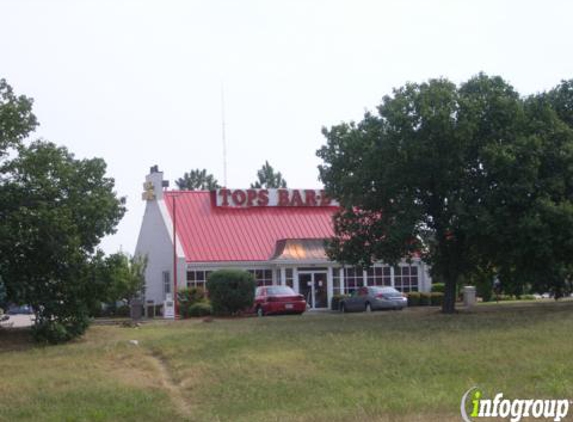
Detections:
163,191,337,262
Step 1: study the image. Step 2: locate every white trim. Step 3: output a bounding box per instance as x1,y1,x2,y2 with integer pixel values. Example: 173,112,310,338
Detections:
390,266,395,288
158,199,185,258
297,269,329,274
185,258,422,269
272,268,277,285
327,267,333,306
293,267,299,294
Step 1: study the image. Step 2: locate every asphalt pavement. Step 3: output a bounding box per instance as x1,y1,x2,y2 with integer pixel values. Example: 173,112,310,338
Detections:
0,314,35,328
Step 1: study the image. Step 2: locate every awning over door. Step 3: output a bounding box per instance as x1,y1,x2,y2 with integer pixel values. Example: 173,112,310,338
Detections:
270,239,329,262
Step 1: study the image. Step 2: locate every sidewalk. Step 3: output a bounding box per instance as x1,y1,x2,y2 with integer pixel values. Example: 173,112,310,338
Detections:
0,315,35,328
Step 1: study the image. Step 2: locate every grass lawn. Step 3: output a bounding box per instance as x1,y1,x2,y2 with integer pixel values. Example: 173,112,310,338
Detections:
1,301,573,422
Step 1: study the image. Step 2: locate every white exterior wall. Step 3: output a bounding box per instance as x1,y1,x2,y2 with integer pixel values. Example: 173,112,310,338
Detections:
135,196,186,305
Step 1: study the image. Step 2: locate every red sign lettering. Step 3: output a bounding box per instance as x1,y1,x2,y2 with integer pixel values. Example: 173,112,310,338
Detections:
232,189,247,206
257,189,269,206
215,189,338,208
319,190,332,206
290,190,304,206
246,189,258,207
278,189,290,207
218,188,231,206
304,190,317,206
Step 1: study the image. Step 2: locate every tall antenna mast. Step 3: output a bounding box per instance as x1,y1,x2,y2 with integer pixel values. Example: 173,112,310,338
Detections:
221,83,228,187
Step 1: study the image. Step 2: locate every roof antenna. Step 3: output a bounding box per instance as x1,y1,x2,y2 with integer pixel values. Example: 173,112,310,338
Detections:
221,83,228,188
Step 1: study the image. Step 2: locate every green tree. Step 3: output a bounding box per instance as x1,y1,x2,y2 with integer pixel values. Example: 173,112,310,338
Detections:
0,79,126,342
0,277,7,310
0,141,126,341
176,169,220,190
101,253,148,305
317,74,573,313
0,78,38,155
546,79,573,128
250,161,287,188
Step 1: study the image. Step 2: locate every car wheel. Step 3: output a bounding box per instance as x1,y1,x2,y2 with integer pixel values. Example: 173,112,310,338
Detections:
365,302,372,313
256,306,264,317
340,303,346,313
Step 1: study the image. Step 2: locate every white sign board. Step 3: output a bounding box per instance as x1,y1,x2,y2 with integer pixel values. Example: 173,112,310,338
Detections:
163,299,175,319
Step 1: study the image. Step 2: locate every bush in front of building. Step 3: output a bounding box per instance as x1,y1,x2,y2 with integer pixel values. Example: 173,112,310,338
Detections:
431,283,445,293
430,292,444,306
178,287,208,318
187,302,212,317
206,270,255,316
331,294,350,311
407,292,420,306
419,292,431,306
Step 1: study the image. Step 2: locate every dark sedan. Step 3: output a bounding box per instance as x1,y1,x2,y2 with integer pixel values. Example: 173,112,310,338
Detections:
340,286,407,312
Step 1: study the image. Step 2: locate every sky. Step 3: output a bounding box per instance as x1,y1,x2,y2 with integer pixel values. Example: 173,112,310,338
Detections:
2,0,572,255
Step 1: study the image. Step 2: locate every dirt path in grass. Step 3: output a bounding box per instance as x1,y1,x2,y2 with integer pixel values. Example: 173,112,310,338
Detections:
141,350,194,420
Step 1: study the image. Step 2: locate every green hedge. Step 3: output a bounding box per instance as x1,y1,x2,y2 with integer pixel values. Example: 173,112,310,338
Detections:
419,292,431,306
430,292,444,306
407,292,420,306
186,302,212,317
407,292,443,306
178,287,208,319
206,269,255,316
431,283,445,293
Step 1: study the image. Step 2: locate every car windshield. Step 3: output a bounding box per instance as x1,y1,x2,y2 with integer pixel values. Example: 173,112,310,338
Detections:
371,287,402,296
266,286,295,296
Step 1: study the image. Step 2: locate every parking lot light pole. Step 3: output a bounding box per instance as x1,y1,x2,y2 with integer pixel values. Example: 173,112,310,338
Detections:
172,193,180,318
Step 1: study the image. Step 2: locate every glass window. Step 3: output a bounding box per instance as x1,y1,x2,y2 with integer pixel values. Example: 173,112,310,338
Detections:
186,270,209,289
366,266,390,286
248,268,274,286
393,264,419,293
332,268,343,295
266,286,295,296
163,271,171,295
285,268,294,288
344,267,363,293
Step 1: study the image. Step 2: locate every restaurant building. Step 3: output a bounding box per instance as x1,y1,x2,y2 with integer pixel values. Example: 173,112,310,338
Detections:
135,167,432,309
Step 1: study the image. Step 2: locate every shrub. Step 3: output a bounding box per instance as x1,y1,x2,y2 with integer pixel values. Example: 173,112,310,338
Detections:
430,292,444,306
431,283,445,293
32,313,90,344
178,287,205,305
115,305,131,317
407,292,420,306
474,277,494,302
419,292,431,306
178,287,207,319
206,269,256,316
331,294,349,311
520,294,536,301
187,302,212,317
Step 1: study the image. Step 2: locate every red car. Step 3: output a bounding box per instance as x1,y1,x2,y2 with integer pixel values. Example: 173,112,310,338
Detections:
253,286,307,316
